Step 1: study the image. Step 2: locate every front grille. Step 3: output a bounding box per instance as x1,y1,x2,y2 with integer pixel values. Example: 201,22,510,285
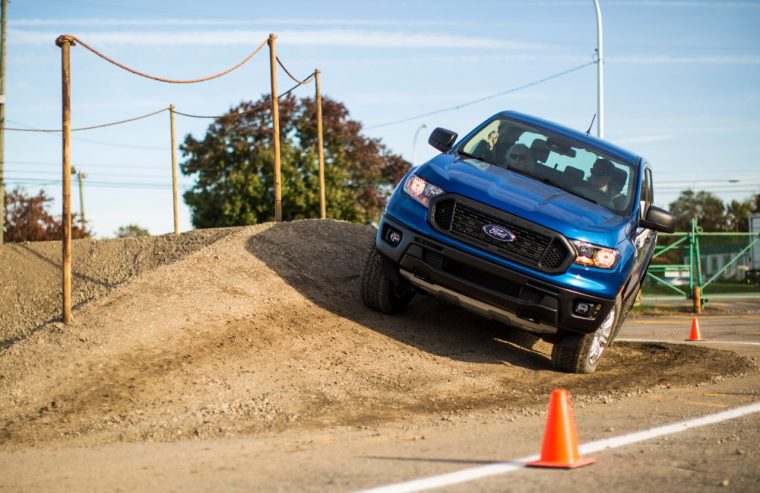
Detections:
431,196,571,272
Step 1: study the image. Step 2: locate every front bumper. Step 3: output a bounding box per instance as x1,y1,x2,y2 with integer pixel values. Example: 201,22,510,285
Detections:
377,214,615,335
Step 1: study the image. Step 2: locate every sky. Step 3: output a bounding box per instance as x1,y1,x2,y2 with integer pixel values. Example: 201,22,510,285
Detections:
3,0,760,237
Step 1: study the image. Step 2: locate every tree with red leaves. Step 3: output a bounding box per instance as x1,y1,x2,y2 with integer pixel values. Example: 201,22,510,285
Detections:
3,187,88,242
180,94,410,227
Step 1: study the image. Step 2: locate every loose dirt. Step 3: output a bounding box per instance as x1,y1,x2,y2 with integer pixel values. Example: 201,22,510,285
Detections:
0,220,754,451
1,228,235,344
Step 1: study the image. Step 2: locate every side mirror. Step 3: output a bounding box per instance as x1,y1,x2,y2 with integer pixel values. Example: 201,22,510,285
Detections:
428,127,458,153
640,205,675,233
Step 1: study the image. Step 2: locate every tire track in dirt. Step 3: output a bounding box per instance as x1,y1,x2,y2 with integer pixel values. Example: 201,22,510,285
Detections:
0,220,754,449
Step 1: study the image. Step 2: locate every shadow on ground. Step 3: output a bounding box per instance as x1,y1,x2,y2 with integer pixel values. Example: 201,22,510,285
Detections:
244,220,755,387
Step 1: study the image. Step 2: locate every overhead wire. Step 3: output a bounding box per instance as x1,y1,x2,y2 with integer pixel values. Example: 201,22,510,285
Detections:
276,56,315,85
6,177,192,190
172,71,316,120
3,107,169,132
367,60,598,130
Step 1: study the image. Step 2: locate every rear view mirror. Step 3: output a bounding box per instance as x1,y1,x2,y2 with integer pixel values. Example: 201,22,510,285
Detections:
547,136,577,158
640,205,675,233
429,127,458,153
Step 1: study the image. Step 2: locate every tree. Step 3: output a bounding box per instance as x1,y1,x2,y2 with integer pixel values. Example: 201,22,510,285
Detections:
726,199,754,232
3,187,88,242
180,94,410,227
114,224,149,238
668,189,728,232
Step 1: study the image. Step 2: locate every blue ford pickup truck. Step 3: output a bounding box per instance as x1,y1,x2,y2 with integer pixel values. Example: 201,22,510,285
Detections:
361,111,675,373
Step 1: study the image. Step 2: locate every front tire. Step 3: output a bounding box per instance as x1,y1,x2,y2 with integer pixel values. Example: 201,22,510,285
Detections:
360,241,414,314
551,295,622,374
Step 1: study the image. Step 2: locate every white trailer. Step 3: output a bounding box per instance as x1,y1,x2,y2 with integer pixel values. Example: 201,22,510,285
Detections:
752,213,760,270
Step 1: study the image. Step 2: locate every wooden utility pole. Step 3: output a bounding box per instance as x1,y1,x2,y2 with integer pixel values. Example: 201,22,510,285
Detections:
315,69,326,220
169,104,179,235
56,35,74,323
0,0,7,245
267,34,282,222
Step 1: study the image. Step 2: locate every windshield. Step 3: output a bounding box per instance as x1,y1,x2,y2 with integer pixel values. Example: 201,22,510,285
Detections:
459,116,637,214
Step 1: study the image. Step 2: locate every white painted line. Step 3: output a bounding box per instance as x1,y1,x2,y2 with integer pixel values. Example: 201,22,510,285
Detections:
358,402,760,493
579,401,760,454
357,459,537,493
618,338,760,346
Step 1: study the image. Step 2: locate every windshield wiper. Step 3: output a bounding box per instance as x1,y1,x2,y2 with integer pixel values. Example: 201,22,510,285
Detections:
457,149,498,166
457,149,479,160
565,187,599,205
539,176,600,205
538,176,566,191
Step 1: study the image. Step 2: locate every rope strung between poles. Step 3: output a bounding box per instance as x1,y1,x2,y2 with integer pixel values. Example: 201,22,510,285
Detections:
276,56,315,85
174,101,270,120
174,72,317,120
2,107,169,132
277,71,316,100
58,34,268,84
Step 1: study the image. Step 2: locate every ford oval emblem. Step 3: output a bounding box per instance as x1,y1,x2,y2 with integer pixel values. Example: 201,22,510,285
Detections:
483,224,516,242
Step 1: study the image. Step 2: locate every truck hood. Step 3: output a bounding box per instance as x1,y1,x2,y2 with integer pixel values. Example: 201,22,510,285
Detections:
417,154,633,245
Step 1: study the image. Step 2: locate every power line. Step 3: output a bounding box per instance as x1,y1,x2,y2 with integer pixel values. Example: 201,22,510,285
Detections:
3,107,168,132
367,60,597,130
6,119,168,150
7,172,195,183
4,159,175,170
73,136,168,150
5,177,192,190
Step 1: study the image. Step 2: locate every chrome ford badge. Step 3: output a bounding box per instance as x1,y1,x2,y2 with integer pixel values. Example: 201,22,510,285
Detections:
483,224,516,242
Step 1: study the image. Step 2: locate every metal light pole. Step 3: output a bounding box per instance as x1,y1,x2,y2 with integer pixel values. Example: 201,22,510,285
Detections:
593,0,604,139
412,123,427,166
77,170,86,231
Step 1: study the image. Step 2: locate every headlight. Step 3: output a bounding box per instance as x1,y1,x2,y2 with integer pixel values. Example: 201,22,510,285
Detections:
572,240,619,269
403,174,444,207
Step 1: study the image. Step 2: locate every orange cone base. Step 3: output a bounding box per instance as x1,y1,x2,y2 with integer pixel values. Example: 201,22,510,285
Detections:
527,456,595,469
686,317,704,341
528,388,595,469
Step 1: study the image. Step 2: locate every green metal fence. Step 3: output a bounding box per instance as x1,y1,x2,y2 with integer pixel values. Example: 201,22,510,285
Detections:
646,218,760,308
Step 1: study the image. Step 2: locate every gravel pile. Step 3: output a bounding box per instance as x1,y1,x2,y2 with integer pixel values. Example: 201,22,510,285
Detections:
1,228,237,344
0,220,751,449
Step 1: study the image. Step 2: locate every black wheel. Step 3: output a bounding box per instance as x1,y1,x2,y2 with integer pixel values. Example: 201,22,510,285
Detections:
360,241,414,314
551,295,622,374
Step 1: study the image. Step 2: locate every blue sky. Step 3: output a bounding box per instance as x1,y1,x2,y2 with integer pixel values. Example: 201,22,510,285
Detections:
4,0,760,237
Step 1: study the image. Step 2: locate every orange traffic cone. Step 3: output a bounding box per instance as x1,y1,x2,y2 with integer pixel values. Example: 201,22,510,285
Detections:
687,317,704,341
527,388,595,469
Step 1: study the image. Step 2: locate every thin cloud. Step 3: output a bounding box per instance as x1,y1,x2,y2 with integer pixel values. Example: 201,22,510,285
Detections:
606,1,760,7
609,55,760,65
11,18,466,28
613,134,675,145
495,0,760,5
10,29,549,50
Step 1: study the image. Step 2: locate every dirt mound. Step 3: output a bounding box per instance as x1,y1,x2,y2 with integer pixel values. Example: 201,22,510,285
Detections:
0,220,753,449
1,228,236,344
